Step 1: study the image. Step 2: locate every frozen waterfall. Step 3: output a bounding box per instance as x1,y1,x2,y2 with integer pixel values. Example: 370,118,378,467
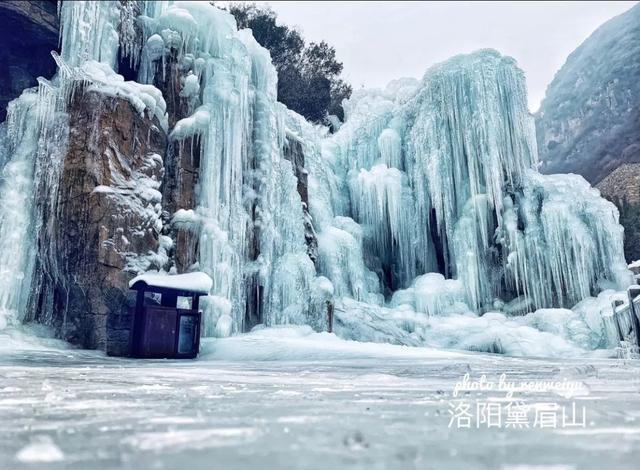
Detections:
135,2,326,334
0,1,632,356
0,93,40,329
317,49,631,315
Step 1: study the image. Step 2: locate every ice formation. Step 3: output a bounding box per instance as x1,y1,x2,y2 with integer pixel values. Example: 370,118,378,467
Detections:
0,58,73,329
313,50,631,319
0,1,633,356
0,92,41,329
0,1,157,330
135,2,328,335
298,50,631,354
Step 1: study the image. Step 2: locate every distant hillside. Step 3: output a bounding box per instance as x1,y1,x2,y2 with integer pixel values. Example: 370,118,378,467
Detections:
536,2,640,183
536,3,640,260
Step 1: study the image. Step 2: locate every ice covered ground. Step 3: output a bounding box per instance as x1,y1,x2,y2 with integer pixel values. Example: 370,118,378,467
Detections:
1,327,640,470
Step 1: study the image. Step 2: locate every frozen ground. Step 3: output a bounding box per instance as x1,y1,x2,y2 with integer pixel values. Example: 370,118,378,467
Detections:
1,327,640,470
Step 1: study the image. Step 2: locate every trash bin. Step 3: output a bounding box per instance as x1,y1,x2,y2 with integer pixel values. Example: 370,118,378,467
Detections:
128,272,212,359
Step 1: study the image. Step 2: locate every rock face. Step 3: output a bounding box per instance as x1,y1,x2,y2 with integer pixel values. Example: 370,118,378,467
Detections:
283,135,319,264
0,1,59,121
536,3,640,259
536,4,640,182
597,163,640,262
153,48,201,274
28,86,167,351
597,163,640,206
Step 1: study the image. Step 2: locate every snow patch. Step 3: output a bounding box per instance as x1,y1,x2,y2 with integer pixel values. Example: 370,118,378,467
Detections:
201,326,465,361
129,271,213,295
15,436,64,463
81,61,169,132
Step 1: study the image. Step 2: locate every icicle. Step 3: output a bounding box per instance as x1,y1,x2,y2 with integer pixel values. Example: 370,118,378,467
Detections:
377,128,402,170
322,48,630,313
136,2,325,334
118,0,142,69
1,2,630,344
59,1,121,69
496,171,632,309
348,164,419,289
0,92,41,328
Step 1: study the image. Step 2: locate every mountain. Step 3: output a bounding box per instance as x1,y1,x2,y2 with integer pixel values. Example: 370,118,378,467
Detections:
535,3,640,259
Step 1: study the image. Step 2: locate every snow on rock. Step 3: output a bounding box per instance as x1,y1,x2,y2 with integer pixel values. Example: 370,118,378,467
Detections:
93,150,168,276
81,61,169,132
129,271,213,295
312,276,334,299
171,209,200,229
170,105,210,140
181,73,200,97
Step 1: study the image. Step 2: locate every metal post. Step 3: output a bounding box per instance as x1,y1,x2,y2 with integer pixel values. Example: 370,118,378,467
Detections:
327,300,334,333
627,286,640,346
612,300,625,342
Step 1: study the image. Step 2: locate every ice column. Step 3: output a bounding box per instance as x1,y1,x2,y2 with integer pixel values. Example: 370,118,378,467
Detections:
142,3,321,333
0,93,41,328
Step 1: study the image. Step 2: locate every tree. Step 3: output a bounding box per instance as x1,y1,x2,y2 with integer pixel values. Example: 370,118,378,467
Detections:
329,79,352,122
223,3,352,124
302,41,343,77
230,4,304,71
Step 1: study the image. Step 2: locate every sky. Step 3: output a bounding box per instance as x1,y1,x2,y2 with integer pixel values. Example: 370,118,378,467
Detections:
255,1,637,112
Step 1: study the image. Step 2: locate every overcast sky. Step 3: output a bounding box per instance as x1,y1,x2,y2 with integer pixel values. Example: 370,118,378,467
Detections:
256,1,636,112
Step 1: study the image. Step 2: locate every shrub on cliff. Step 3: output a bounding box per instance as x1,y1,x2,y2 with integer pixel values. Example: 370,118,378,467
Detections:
222,2,352,124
